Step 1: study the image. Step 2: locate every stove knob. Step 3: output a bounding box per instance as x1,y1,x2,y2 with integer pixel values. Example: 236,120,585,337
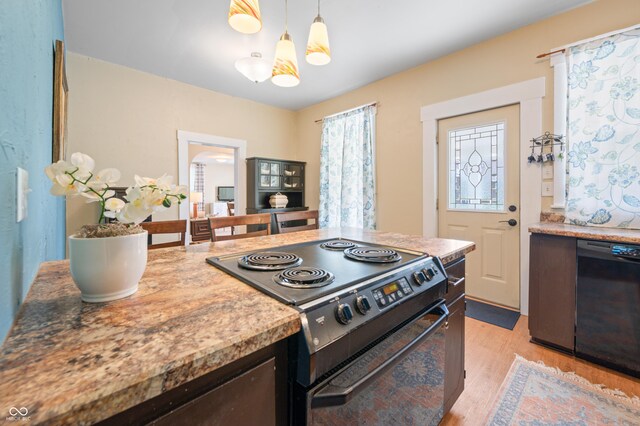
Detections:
413,271,426,285
355,296,371,315
335,304,354,325
423,268,436,281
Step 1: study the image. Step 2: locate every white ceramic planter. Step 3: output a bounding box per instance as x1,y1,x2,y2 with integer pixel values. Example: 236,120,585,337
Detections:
68,231,148,302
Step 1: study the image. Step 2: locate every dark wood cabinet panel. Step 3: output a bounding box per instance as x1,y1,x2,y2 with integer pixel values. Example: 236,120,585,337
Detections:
444,295,465,414
444,257,465,305
528,233,577,352
151,358,276,426
98,342,287,426
444,257,466,414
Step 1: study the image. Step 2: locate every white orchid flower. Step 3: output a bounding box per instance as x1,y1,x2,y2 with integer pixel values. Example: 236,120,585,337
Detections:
69,152,95,180
116,202,153,224
103,198,125,218
49,173,85,196
45,160,74,181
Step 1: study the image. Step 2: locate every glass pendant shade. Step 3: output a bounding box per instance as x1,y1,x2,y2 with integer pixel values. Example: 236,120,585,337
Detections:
228,0,262,34
235,52,272,83
306,16,331,65
272,32,300,87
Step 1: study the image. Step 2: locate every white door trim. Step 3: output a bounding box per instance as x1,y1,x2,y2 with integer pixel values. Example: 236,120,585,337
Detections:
177,130,247,245
420,77,545,315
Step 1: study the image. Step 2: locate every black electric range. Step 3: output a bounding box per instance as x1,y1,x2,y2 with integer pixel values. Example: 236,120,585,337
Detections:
206,238,449,425
207,238,429,306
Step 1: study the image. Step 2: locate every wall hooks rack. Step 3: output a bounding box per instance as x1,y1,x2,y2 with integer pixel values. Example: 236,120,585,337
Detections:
528,132,564,164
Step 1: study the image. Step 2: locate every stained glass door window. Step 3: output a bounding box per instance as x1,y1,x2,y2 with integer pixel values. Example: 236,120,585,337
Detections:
448,123,505,211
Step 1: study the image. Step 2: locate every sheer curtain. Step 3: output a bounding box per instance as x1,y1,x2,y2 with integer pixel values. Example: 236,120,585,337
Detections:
190,162,205,211
319,105,376,230
565,28,640,229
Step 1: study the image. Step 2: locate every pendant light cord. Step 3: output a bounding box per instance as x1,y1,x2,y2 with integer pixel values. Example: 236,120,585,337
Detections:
317,0,320,15
285,0,288,32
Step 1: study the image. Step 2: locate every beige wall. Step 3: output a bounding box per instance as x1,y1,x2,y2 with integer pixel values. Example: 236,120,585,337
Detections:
66,53,297,237
295,0,640,235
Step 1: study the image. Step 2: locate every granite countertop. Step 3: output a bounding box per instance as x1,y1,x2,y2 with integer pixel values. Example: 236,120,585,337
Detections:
529,222,640,244
0,228,474,424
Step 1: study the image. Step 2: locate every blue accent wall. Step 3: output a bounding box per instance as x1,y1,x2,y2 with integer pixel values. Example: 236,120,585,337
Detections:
0,0,66,343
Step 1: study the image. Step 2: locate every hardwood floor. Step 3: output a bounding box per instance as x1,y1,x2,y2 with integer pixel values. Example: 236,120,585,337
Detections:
442,315,640,425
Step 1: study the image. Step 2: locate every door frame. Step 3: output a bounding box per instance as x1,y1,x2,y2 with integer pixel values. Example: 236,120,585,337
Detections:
177,130,247,245
420,77,545,315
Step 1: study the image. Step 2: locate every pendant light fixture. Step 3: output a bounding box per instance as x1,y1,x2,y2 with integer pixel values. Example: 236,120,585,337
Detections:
228,0,262,34
272,0,300,87
235,52,272,83
305,0,331,65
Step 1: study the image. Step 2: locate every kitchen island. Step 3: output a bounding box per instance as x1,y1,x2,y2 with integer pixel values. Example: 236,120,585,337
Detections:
0,228,474,424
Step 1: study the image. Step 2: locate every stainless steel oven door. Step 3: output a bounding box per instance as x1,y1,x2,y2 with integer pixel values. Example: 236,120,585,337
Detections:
307,301,448,425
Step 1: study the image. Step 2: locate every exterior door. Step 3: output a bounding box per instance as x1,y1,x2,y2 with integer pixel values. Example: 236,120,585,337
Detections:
437,104,520,309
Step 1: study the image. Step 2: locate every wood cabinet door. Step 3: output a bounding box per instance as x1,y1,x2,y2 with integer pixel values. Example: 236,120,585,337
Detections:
444,295,465,413
528,233,576,351
151,358,276,426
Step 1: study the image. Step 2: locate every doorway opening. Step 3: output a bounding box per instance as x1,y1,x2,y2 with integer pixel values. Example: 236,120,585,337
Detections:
177,131,247,245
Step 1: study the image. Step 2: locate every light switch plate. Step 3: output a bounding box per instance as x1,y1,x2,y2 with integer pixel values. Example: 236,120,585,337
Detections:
541,181,553,197
542,165,554,179
16,167,29,222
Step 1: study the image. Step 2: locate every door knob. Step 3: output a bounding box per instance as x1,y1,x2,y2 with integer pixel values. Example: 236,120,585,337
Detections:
499,219,518,227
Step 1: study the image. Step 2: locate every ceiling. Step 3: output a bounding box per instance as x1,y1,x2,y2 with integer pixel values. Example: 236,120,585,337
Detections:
62,0,591,110
191,145,235,164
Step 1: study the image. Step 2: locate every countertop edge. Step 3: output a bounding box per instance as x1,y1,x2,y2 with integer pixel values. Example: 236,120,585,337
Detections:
529,223,640,244
48,314,301,424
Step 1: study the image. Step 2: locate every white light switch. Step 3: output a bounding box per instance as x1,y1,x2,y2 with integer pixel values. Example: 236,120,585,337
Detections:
543,165,554,179
541,181,553,197
16,167,30,222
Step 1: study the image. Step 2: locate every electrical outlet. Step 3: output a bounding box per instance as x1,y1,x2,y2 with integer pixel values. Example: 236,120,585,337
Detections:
543,165,554,179
16,167,30,222
542,181,553,196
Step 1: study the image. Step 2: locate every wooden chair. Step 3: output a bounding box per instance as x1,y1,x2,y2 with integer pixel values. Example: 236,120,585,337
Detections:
275,210,319,234
208,213,271,242
140,219,187,249
226,202,235,235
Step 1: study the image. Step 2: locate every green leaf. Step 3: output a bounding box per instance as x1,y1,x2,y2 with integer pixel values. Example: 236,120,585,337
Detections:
179,193,187,200
602,151,618,160
162,198,171,208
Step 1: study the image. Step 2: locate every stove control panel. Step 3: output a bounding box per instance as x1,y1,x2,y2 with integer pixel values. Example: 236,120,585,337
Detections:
372,278,412,309
300,256,446,354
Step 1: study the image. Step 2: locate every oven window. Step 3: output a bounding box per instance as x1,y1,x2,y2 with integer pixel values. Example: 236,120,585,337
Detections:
309,312,445,425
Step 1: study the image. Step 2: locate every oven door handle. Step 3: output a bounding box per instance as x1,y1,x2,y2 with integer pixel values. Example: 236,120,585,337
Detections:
310,301,449,409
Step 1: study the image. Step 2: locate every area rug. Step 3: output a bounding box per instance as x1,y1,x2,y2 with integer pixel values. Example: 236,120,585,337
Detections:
465,299,520,330
486,355,640,425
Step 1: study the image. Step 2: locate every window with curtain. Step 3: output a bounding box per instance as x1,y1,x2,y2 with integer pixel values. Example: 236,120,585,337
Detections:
190,162,205,210
319,105,377,230
565,28,640,229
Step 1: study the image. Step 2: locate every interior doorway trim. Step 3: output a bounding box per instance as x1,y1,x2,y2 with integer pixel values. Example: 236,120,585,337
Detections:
177,130,247,245
420,77,545,315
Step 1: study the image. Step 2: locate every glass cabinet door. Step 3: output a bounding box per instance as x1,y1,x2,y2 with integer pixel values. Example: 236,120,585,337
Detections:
258,161,282,189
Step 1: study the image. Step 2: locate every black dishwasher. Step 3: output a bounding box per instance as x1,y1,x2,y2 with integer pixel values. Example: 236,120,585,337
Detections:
576,239,640,378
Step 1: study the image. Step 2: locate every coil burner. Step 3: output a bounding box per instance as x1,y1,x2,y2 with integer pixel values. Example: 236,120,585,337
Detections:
344,247,402,263
238,252,303,271
273,267,335,288
320,240,358,251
